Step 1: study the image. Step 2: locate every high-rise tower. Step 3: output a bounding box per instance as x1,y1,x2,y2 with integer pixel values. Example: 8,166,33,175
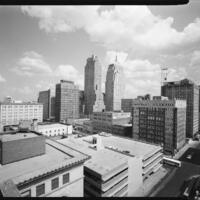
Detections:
161,78,199,138
105,59,125,111
55,80,79,123
84,55,105,116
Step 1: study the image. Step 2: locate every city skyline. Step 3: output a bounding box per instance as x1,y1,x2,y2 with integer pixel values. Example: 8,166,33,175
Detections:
0,3,200,101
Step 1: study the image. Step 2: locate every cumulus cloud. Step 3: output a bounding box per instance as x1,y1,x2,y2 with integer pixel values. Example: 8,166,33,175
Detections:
21,6,200,52
0,74,6,82
54,64,84,89
11,51,52,76
105,51,187,98
13,86,32,95
21,6,99,33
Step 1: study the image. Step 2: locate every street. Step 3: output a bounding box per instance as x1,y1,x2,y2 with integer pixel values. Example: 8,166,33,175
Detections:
149,140,200,197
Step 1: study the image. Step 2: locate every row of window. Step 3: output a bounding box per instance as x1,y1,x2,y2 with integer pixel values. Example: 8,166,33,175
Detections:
21,173,70,197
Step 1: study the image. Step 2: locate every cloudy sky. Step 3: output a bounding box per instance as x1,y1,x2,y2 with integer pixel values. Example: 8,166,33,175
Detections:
0,2,200,101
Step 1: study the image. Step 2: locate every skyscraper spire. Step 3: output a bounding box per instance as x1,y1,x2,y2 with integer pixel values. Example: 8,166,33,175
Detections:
115,52,118,63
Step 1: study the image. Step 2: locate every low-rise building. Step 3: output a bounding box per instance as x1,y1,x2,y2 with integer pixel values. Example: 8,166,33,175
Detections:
35,122,73,137
0,131,89,197
92,111,131,136
0,102,43,131
58,133,163,196
132,99,187,155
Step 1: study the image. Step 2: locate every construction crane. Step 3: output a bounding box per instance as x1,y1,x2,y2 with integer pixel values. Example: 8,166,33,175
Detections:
161,67,168,86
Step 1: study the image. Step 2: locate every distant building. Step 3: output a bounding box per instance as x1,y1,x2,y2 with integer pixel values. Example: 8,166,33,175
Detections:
132,99,187,155
199,85,200,132
58,133,163,196
0,102,43,131
121,99,137,112
73,118,93,135
55,80,79,123
105,61,125,111
35,122,73,137
0,131,89,197
161,79,199,138
84,55,105,116
79,90,85,118
38,89,51,120
3,96,14,103
92,111,131,136
50,97,55,119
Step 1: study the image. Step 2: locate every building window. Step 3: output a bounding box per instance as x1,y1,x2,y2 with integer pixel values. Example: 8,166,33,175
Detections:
51,177,59,190
36,183,45,197
20,189,31,197
63,173,70,184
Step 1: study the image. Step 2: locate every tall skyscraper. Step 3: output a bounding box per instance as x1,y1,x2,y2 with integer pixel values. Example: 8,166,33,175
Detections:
55,80,79,123
84,55,105,116
79,90,84,118
38,89,51,120
50,96,55,119
105,61,125,111
161,79,199,138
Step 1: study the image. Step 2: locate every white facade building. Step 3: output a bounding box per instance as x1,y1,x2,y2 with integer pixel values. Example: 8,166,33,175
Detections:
0,102,43,131
37,123,73,137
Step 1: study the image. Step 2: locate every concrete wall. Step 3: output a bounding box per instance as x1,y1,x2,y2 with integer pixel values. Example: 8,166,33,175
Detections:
127,156,143,196
18,164,84,197
1,136,45,165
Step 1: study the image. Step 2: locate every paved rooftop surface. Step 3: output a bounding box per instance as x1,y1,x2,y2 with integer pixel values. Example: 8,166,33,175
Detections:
0,132,39,142
58,136,130,176
99,134,161,159
38,123,69,128
59,134,161,159
58,134,161,175
85,149,128,176
0,138,89,185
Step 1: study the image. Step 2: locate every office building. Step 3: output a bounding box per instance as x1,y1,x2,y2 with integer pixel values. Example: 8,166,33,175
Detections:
50,97,55,119
79,90,85,118
55,80,79,123
58,133,163,196
84,55,105,116
122,99,136,112
92,111,131,136
105,62,125,111
161,78,199,138
0,131,89,197
0,102,43,131
38,89,51,120
132,99,186,155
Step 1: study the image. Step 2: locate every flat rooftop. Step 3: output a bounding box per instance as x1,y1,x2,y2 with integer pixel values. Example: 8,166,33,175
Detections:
85,149,128,177
58,137,129,176
0,138,89,186
99,134,162,159
0,102,42,105
58,134,162,161
0,132,39,142
37,123,71,128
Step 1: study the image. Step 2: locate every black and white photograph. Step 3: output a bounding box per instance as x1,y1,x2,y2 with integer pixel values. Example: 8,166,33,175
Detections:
1,0,200,198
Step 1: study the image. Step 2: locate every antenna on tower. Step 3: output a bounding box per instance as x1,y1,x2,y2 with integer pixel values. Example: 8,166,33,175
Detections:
161,67,168,86
115,50,118,64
